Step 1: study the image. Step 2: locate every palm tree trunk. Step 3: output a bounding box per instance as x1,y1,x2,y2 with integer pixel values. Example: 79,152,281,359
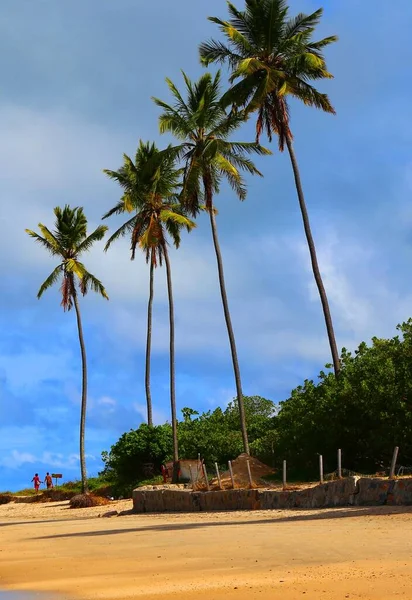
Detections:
145,261,154,427
72,291,89,494
163,243,179,482
208,208,250,455
285,136,341,376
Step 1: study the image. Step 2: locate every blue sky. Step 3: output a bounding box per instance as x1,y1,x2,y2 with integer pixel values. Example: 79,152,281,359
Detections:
1,1,411,491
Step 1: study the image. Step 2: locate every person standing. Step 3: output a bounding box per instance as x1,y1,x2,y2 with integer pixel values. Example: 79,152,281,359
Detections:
31,473,42,492
44,472,53,489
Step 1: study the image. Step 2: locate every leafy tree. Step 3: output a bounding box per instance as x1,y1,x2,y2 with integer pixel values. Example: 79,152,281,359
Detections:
275,321,412,475
26,206,108,493
103,142,196,480
153,71,271,454
102,395,277,493
225,395,277,464
101,423,173,494
179,407,244,465
200,0,341,375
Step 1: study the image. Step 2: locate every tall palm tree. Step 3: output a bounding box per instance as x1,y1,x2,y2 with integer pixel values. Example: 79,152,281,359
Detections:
103,142,196,480
153,71,271,455
26,206,108,493
199,0,341,376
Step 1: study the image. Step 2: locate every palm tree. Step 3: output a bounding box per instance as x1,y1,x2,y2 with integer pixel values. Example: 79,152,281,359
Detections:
103,142,196,480
26,206,108,493
153,71,271,455
199,1,341,376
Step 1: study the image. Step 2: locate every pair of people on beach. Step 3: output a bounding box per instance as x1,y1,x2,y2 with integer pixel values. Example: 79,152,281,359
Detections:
31,472,53,492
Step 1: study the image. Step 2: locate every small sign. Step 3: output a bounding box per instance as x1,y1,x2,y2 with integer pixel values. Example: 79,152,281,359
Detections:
51,473,63,487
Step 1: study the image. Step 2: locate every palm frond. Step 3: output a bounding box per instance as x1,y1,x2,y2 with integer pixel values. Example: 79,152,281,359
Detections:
104,215,138,252
290,78,336,113
159,209,196,230
37,225,64,255
283,9,323,41
201,0,337,144
25,229,59,256
37,264,63,299
76,225,108,254
65,259,87,280
60,274,74,312
80,272,109,300
199,39,243,68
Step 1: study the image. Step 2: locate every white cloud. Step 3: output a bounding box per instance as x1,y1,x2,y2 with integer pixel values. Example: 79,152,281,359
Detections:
0,448,96,470
98,396,117,408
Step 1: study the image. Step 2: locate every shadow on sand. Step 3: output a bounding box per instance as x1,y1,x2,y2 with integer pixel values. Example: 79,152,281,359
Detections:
35,505,412,540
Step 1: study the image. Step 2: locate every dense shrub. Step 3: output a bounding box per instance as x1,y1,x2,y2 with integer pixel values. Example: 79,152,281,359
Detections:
102,322,412,485
275,320,412,476
101,397,277,491
0,494,13,505
69,494,110,509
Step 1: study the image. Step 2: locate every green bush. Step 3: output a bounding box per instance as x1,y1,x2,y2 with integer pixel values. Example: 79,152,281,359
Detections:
101,397,277,490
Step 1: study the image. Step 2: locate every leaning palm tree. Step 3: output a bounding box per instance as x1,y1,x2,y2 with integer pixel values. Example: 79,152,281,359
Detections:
26,206,108,493
103,142,196,480
153,71,271,455
200,1,341,376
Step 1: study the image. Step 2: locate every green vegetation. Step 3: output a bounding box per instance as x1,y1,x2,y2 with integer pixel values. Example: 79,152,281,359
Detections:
1,478,113,502
103,323,412,492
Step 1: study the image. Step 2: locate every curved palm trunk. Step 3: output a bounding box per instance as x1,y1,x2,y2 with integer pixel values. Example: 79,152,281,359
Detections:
209,208,250,455
72,291,89,494
163,244,179,482
285,137,340,376
145,261,154,427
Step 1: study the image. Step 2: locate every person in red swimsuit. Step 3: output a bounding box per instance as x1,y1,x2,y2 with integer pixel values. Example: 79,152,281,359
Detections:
31,473,42,492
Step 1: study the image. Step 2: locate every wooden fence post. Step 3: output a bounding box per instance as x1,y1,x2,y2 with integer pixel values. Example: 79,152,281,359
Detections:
215,463,222,489
203,463,210,491
338,449,342,479
389,446,399,479
282,460,287,490
228,461,235,489
319,454,324,484
246,460,253,488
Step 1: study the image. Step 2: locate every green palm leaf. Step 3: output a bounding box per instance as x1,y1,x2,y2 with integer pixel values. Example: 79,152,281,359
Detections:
37,264,63,299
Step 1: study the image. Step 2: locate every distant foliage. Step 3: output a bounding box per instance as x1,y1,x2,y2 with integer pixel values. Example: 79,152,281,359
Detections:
275,320,412,476
0,494,13,505
101,423,174,495
103,324,412,488
69,494,110,509
101,397,277,493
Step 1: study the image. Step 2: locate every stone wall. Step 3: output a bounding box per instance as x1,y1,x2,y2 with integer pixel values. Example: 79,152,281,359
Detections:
132,477,412,513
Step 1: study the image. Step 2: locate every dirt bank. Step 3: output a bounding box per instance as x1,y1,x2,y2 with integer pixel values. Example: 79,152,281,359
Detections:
1,501,412,599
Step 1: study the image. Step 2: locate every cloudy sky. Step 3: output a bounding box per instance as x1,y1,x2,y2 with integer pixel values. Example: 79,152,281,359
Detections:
1,1,411,491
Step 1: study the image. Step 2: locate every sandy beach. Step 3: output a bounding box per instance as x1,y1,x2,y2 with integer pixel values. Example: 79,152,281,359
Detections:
1,501,412,600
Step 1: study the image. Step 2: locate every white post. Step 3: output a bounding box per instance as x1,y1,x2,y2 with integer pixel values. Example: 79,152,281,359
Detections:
215,462,222,489
246,460,253,488
228,461,235,489
338,449,342,479
282,460,287,490
389,446,399,479
319,454,324,484
203,463,210,491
